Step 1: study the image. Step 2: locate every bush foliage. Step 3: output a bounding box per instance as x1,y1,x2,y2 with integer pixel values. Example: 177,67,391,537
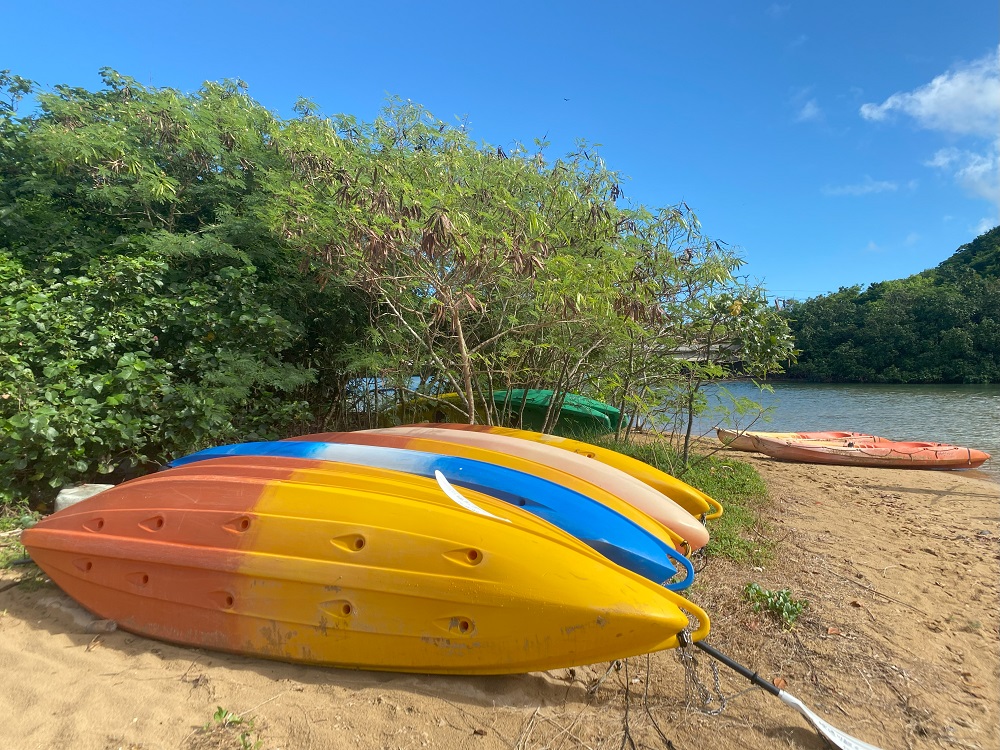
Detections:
1,69,796,503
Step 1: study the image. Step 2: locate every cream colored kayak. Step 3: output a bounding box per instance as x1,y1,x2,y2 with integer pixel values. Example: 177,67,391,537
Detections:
429,424,723,520
364,425,711,551
716,428,872,452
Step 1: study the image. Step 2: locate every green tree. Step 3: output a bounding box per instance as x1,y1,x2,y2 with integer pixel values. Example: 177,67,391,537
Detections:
0,70,343,501
783,226,1000,383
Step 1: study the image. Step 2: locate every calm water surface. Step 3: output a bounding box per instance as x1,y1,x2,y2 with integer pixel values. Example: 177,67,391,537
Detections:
694,381,1000,483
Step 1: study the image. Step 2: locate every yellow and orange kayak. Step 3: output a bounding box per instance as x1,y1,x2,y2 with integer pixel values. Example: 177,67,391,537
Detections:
22,456,709,674
422,424,722,520
362,425,711,550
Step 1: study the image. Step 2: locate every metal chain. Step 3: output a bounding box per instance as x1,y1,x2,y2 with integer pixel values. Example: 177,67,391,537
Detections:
676,641,757,716
689,546,708,574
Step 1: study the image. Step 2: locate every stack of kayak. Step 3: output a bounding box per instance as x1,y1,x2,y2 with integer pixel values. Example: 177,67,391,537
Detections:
717,428,990,470
22,426,719,675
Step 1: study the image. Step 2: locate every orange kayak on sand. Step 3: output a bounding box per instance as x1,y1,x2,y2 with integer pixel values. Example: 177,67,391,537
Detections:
747,434,990,470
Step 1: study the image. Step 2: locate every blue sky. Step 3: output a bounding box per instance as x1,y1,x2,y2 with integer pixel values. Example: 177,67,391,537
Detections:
5,1,998,301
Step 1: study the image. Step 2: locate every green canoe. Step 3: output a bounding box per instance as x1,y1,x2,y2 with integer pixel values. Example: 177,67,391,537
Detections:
492,389,622,437
394,389,623,437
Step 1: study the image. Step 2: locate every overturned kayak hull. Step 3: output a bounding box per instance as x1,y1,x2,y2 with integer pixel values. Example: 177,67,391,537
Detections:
491,389,623,436
749,435,990,470
401,390,622,437
283,431,694,587
22,457,708,674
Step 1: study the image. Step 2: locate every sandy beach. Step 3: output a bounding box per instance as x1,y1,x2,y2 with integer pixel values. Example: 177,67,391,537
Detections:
1,456,997,750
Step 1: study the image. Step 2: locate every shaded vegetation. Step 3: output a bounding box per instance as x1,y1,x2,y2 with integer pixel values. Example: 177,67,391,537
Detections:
0,502,37,568
783,226,1000,383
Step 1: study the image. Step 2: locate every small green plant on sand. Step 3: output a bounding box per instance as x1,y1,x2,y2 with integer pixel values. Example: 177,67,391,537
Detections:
212,707,241,726
192,707,261,750
743,582,808,629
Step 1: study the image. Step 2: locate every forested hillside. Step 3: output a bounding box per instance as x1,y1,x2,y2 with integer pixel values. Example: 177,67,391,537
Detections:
782,227,1000,383
0,69,793,502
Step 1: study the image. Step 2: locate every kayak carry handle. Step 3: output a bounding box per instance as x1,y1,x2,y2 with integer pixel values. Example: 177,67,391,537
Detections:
662,544,696,592
704,496,724,520
660,590,711,650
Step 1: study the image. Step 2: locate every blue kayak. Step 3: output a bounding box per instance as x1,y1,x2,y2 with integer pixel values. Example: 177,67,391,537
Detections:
170,441,695,589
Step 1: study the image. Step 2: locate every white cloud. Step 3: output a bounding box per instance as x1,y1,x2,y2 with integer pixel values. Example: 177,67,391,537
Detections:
823,176,899,196
796,99,821,122
954,151,999,201
866,233,930,253
789,34,808,49
861,47,1000,208
924,148,958,169
925,144,1000,202
767,3,790,19
973,217,997,235
859,47,1000,137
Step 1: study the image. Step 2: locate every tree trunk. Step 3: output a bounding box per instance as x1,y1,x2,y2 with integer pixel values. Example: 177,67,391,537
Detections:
682,384,696,465
452,309,476,424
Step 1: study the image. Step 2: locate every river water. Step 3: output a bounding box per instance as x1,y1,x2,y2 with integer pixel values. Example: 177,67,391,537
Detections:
690,381,1000,483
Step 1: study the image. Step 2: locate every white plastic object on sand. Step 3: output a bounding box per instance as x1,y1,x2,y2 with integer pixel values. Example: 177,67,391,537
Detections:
55,484,115,513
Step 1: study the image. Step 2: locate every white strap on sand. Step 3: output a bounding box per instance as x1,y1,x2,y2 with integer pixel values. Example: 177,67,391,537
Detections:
435,470,511,523
779,691,885,750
